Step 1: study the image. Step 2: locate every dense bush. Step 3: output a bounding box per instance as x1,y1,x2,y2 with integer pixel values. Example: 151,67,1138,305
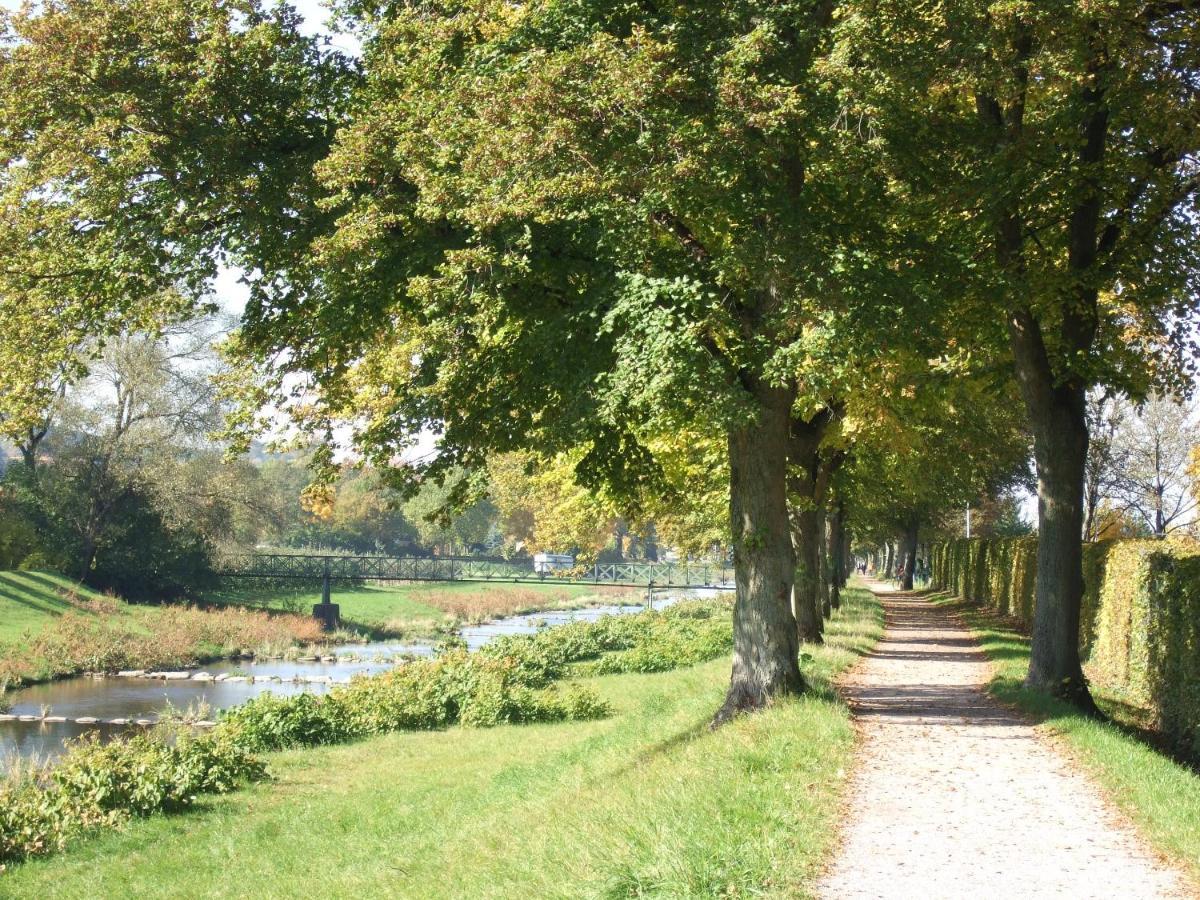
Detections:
0,597,735,868
0,731,264,868
0,461,220,602
930,537,1200,758
222,645,616,752
477,598,733,684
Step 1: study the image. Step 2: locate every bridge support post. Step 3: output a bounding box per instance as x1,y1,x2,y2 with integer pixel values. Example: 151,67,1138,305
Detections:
313,558,340,630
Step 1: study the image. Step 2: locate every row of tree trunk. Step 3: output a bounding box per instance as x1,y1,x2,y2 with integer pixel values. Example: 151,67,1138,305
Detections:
715,394,853,724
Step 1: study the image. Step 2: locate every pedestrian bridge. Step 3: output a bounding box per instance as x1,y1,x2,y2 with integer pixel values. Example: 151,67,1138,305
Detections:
217,553,734,590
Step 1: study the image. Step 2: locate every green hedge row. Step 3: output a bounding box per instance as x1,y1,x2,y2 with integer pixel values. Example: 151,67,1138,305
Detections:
0,597,734,868
930,537,1200,758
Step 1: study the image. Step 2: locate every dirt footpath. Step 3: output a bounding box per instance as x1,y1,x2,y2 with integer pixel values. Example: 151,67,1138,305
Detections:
817,583,1192,900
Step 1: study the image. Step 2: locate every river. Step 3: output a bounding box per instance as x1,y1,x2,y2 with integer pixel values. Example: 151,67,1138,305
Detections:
0,592,715,767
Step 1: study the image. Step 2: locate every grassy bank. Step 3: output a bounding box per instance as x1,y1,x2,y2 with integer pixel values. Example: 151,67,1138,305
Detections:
0,571,328,695
1,587,883,898
0,572,111,646
207,580,642,637
934,593,1200,883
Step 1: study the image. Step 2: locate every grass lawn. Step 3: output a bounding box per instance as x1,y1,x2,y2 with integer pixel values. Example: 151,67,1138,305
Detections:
1,587,883,899
207,580,644,637
934,593,1200,884
0,571,110,646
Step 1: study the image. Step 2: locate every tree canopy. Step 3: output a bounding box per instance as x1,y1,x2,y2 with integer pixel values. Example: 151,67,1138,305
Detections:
1,0,1196,720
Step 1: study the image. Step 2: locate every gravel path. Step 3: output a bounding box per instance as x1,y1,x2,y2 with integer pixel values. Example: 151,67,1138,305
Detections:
818,582,1192,900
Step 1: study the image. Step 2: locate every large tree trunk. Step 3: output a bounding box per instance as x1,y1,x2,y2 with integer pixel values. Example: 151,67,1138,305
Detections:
900,514,919,591
884,542,894,579
822,512,837,615
1010,309,1096,709
1026,394,1091,703
78,534,98,582
827,504,843,609
716,384,805,724
817,511,831,618
787,408,836,645
838,513,850,590
792,506,824,643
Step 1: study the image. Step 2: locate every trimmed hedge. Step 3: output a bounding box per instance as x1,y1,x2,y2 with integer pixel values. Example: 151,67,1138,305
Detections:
930,537,1200,758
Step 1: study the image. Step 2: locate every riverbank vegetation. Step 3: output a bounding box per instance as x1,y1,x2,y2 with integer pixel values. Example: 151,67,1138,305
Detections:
0,571,328,697
0,587,882,892
207,580,642,638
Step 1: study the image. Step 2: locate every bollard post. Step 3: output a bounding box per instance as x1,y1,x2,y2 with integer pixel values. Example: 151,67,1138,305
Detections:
313,557,340,630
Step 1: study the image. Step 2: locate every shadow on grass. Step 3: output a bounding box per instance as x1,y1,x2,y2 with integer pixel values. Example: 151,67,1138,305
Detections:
935,594,1200,774
0,572,81,622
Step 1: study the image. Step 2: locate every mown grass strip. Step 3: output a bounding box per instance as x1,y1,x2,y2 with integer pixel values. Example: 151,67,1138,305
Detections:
933,592,1200,885
1,587,883,898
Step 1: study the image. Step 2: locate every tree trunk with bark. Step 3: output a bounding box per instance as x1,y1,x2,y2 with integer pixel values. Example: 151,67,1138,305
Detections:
787,408,836,645
839,514,851,590
900,514,919,591
715,383,805,724
823,512,838,614
792,505,824,642
827,504,844,609
1010,309,1096,710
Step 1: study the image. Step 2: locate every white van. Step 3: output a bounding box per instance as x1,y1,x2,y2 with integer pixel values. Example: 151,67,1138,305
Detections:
533,552,575,573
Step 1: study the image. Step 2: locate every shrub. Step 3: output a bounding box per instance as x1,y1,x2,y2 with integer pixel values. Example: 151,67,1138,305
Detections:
220,692,350,753
0,731,264,868
930,536,1200,758
17,552,54,572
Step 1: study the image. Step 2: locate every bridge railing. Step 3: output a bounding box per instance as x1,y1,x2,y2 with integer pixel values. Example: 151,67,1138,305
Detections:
215,554,734,588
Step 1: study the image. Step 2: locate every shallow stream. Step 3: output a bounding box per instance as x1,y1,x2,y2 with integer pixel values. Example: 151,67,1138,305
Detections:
0,593,710,767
